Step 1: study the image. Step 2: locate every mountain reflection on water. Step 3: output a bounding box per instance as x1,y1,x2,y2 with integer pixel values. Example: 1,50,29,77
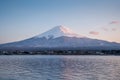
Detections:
0,55,120,80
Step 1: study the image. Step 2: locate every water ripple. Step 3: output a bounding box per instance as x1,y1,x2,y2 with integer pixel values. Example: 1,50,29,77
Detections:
0,55,120,80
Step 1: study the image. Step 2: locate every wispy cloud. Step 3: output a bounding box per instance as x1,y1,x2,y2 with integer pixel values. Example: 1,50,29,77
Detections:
89,31,99,35
109,21,119,24
112,28,117,31
102,27,117,32
101,21,119,32
102,27,108,31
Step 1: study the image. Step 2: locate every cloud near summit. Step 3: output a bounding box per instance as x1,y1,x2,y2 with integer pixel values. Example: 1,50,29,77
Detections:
89,31,99,35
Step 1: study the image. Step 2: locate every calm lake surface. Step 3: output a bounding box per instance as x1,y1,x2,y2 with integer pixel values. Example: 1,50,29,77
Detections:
0,55,120,80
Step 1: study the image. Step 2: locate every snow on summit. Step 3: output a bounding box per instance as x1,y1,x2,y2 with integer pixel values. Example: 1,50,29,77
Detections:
36,25,83,39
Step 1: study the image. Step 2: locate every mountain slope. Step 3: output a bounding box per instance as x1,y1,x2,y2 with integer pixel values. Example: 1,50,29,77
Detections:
0,25,120,50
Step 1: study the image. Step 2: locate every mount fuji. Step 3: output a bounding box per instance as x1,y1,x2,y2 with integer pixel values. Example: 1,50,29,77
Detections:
0,25,120,50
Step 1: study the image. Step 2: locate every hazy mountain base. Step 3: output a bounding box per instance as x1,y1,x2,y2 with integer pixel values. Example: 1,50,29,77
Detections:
0,36,120,50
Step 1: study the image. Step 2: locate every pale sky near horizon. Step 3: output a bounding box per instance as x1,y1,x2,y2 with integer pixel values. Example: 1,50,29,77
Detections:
0,0,120,44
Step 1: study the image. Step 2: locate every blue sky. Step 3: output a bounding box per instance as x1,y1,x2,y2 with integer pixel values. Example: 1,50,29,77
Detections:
0,0,120,43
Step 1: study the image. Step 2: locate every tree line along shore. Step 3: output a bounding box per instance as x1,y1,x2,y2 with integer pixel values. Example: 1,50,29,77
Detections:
0,50,120,55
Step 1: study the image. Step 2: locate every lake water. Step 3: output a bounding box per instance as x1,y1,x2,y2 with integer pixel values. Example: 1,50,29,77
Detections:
0,55,120,80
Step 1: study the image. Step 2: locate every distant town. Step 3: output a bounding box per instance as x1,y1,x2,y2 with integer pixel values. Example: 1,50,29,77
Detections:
0,50,120,55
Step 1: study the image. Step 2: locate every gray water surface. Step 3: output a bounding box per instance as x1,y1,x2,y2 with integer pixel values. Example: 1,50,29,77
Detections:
0,55,120,80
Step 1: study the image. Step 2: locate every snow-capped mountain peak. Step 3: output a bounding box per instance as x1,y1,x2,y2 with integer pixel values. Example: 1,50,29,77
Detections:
36,25,83,39
1,25,120,50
